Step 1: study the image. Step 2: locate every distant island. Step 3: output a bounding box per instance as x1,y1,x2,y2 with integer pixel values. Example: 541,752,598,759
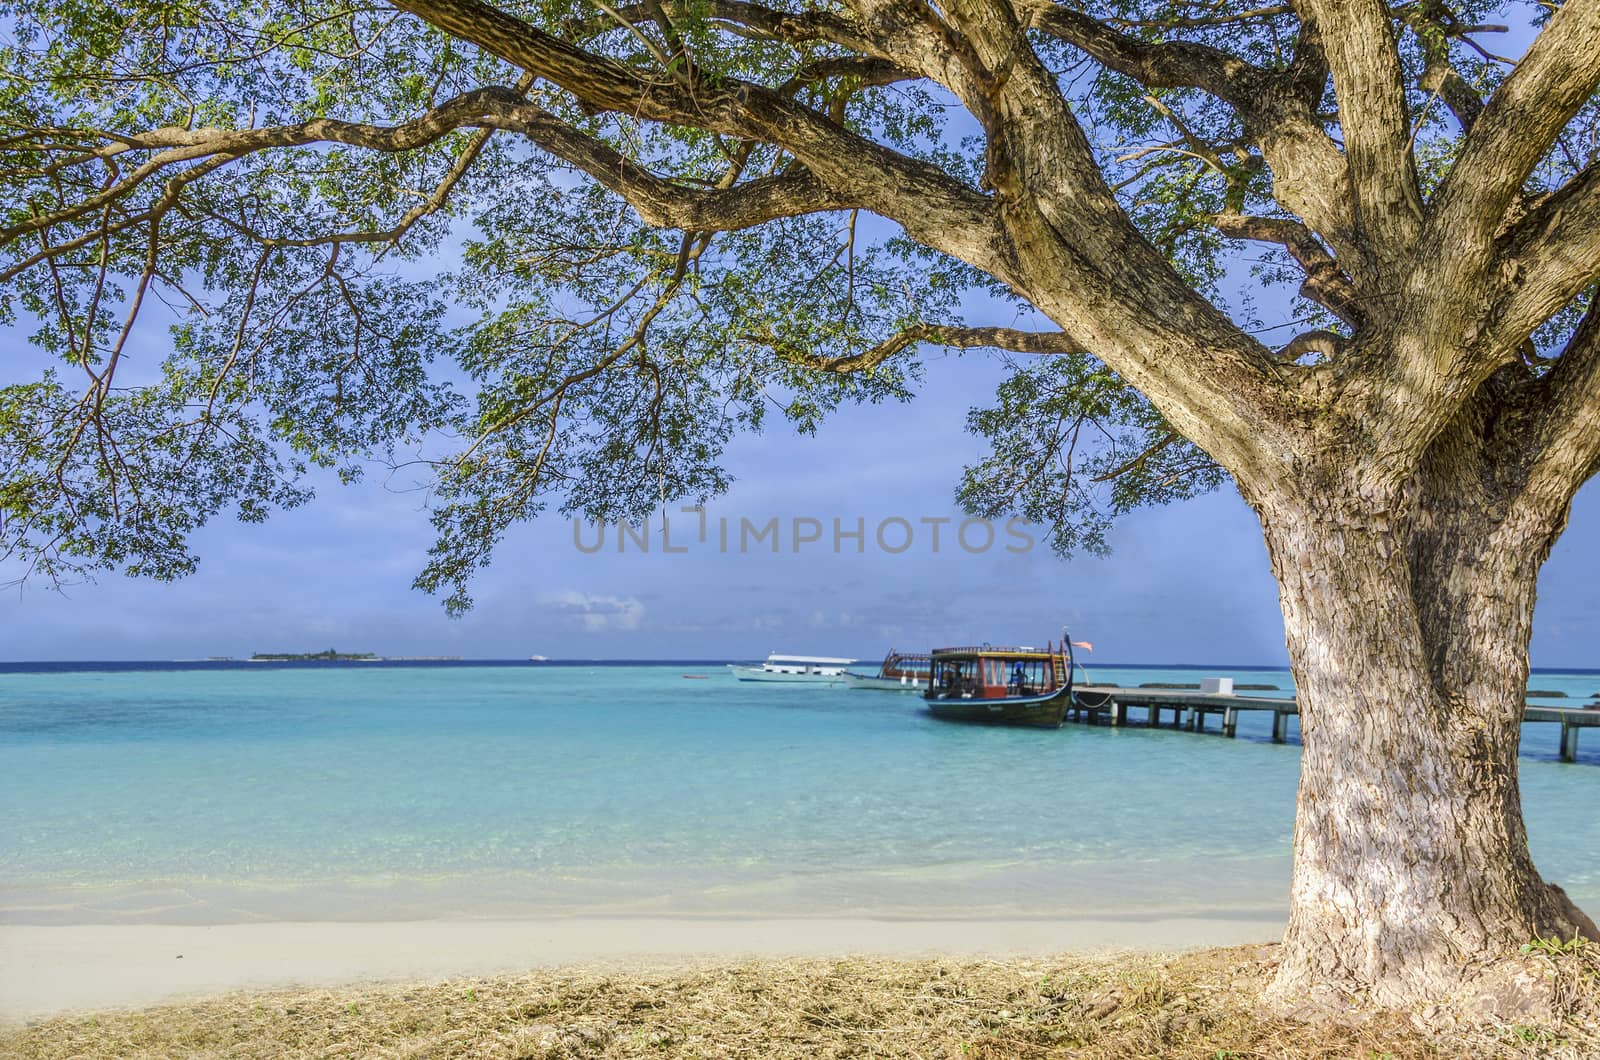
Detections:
245,651,465,662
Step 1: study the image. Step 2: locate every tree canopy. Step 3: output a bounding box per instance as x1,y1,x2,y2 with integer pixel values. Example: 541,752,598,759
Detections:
0,0,1596,612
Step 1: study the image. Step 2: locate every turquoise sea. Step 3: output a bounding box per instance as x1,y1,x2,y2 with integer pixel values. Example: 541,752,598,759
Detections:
2,662,1597,925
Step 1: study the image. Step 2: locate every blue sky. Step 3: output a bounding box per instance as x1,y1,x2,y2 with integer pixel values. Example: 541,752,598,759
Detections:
4,338,1597,665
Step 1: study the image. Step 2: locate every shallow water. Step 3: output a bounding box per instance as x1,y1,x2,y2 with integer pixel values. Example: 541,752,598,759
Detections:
1,662,1596,923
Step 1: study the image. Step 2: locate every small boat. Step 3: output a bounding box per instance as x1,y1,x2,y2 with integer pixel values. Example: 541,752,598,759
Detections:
842,650,933,692
923,638,1092,728
728,654,855,683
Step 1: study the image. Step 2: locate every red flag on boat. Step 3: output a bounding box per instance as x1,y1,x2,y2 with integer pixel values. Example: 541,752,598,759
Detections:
1071,641,1093,651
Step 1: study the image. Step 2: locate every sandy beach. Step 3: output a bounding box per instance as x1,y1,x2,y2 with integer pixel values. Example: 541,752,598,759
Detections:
7,931,1596,1060
0,915,1283,1023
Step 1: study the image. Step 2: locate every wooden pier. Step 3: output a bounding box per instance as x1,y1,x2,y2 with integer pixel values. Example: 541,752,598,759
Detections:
1068,686,1600,763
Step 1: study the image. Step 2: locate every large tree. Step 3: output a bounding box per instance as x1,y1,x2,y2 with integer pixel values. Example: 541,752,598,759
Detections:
2,0,1598,1006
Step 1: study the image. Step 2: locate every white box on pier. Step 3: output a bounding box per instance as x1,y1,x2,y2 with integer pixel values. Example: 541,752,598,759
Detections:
1200,677,1234,695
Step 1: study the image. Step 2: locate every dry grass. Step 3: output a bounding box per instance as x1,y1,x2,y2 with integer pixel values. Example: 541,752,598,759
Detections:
4,944,1598,1059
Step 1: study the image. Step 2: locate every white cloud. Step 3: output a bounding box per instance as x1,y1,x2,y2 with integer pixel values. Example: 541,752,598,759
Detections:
536,590,646,633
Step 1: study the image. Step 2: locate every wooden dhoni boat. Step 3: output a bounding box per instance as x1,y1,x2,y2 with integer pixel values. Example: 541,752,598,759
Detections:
842,650,933,691
923,639,1086,728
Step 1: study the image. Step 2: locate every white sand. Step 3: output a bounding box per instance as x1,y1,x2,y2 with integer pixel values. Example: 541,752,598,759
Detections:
0,915,1282,1023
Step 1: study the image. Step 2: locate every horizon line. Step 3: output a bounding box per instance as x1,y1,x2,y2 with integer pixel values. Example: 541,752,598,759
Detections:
1,658,1597,675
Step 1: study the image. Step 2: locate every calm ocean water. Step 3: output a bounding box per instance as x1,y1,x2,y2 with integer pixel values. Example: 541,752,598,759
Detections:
2,662,1597,924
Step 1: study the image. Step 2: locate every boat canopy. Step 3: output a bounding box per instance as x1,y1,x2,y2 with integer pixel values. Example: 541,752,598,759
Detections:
927,642,1070,700
878,651,932,678
766,654,855,664
930,646,1056,660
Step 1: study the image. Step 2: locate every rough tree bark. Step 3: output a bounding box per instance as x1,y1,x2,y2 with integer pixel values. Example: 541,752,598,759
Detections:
1254,468,1599,1004
1242,320,1600,1003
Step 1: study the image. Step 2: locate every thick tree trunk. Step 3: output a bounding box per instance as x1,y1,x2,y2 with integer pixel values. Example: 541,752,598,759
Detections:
1253,471,1598,1007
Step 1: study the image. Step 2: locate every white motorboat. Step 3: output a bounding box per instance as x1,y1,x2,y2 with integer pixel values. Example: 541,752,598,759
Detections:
728,654,855,683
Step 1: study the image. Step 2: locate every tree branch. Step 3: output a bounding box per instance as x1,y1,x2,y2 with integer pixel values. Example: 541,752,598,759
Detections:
1337,5,1600,492
389,0,1002,267
1294,0,1422,274
564,0,874,52
1413,22,1485,133
1033,2,1358,275
373,0,1289,482
1090,431,1178,482
0,87,523,251
752,323,1086,373
1210,212,1364,326
922,0,1293,476
1031,5,1268,109
1489,161,1600,351
493,102,856,229
1510,300,1600,527
778,56,915,96
1434,0,1600,251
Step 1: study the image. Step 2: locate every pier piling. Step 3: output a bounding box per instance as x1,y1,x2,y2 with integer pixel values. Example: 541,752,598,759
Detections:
1065,688,1590,762
1562,718,1580,763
